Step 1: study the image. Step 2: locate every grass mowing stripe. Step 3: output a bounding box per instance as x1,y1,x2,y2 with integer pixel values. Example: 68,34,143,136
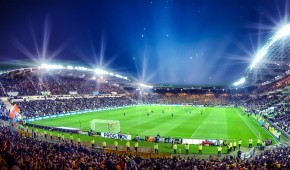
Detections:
191,126,201,138
235,109,258,138
191,107,228,139
29,106,279,154
190,108,214,138
31,106,277,142
251,119,280,144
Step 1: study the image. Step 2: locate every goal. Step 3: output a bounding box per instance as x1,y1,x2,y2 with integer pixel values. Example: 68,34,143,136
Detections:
90,119,120,133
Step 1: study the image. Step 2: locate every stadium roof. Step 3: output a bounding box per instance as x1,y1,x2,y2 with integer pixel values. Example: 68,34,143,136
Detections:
245,26,290,86
0,64,246,91
0,65,139,89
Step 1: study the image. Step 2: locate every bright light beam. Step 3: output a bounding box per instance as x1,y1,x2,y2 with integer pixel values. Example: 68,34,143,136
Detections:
250,23,290,70
139,83,153,89
13,17,66,65
233,77,245,86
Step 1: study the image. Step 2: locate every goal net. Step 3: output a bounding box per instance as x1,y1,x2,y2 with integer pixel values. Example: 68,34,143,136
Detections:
90,119,120,133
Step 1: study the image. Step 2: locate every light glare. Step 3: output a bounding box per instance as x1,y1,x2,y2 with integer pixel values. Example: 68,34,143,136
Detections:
250,23,290,70
139,83,153,89
233,77,245,86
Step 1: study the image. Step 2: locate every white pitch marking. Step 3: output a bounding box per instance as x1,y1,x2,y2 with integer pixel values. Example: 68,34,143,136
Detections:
191,126,201,138
235,109,258,138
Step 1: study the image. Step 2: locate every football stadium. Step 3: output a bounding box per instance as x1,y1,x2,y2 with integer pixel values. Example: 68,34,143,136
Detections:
0,1,290,169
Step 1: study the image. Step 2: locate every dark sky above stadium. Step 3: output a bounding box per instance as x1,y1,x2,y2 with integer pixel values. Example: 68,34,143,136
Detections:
0,0,289,85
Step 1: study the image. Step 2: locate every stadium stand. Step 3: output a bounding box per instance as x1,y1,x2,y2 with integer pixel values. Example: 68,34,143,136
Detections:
0,69,126,96
14,97,134,118
0,9,290,169
133,92,246,106
246,96,290,139
0,100,9,121
252,75,290,95
0,125,289,169
242,75,290,137
0,66,289,169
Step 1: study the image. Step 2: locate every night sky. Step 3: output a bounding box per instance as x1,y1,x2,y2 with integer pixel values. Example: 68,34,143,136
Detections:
0,0,289,85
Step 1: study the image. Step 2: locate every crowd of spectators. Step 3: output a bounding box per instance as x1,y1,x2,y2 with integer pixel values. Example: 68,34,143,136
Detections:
0,76,37,96
2,70,288,137
239,74,290,137
239,73,290,136
244,93,290,136
270,95,290,135
35,76,125,95
133,92,246,106
0,74,125,96
0,100,9,121
0,100,6,115
0,125,289,169
0,70,290,169
245,95,281,113
15,97,134,118
253,75,290,95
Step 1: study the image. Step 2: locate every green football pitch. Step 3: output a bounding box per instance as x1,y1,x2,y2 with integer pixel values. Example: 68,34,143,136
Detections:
31,106,277,145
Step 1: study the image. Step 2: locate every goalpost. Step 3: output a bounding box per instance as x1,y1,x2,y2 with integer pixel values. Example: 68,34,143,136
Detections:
90,119,120,133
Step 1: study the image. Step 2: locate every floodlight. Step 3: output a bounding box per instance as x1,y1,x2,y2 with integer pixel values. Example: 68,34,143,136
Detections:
250,23,290,70
40,64,47,68
233,77,245,86
139,83,153,89
39,64,129,81
40,64,64,69
115,74,123,79
272,24,290,42
95,68,108,75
